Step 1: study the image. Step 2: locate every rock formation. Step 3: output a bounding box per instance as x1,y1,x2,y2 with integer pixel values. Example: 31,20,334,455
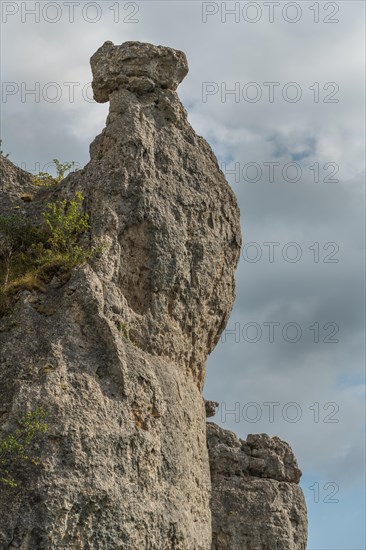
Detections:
205,400,219,419
0,41,307,549
207,423,308,550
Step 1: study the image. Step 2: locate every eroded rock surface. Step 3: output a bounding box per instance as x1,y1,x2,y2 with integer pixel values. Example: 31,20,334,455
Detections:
0,155,36,209
207,423,308,550
91,41,189,101
85,40,241,390
0,41,241,550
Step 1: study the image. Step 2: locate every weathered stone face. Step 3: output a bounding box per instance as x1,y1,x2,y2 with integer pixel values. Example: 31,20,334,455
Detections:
207,423,308,550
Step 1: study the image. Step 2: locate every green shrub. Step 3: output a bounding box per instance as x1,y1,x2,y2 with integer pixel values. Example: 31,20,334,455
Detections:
42,191,91,265
32,171,55,187
0,408,48,488
0,192,93,302
32,159,77,187
53,160,75,182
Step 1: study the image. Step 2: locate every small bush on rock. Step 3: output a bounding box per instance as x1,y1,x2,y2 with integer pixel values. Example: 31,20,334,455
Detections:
42,191,91,265
32,159,76,187
0,192,93,307
0,408,48,488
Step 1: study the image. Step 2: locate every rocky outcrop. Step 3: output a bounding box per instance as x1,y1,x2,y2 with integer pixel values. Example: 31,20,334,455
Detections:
0,156,36,208
83,40,241,390
0,41,240,549
91,41,188,102
207,423,308,550
0,40,307,550
205,400,219,418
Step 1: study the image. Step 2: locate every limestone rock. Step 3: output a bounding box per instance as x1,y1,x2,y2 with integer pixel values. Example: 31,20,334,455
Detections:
91,41,189,102
207,423,308,550
0,41,241,549
205,400,219,418
81,40,241,390
0,155,37,212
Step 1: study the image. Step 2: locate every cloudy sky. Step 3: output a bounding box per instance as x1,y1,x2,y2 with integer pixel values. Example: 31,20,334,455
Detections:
1,1,365,548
